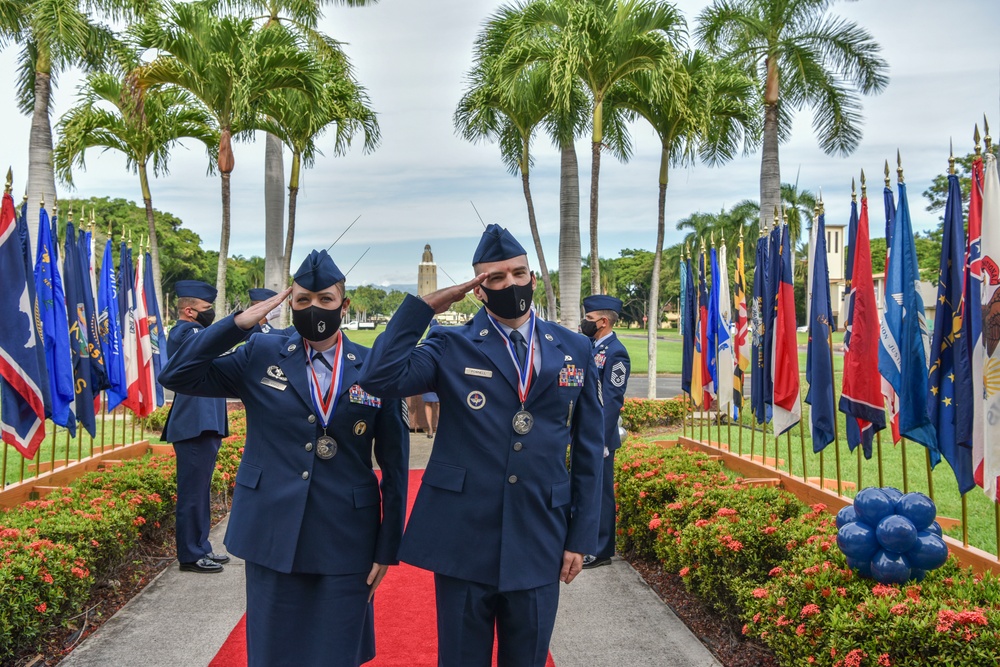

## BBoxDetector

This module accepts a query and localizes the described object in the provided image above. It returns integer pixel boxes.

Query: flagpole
[901,439,909,493]
[961,493,968,547]
[749,414,756,462]
[50,424,57,471]
[798,417,807,482]
[876,430,884,488]
[100,395,107,453]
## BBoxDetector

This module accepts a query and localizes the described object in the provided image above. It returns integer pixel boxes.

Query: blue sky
[1,0,998,289]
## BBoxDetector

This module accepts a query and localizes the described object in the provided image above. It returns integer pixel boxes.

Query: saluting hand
[421,273,487,315]
[234,288,292,330]
[560,551,583,584]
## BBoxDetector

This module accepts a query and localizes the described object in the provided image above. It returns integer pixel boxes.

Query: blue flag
[118,240,134,332]
[879,182,938,462]
[143,251,167,406]
[928,173,974,492]
[78,228,109,397]
[34,205,76,434]
[15,195,51,417]
[806,211,836,452]
[751,234,768,424]
[99,240,128,410]
[762,226,780,414]
[0,191,48,457]
[681,257,694,396]
[708,246,720,393]
[63,223,97,437]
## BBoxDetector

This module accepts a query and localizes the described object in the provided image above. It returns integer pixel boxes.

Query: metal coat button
[302,471,310,480]
[513,442,523,452]
[307,415,316,424]
[305,443,313,452]
[508,475,518,484]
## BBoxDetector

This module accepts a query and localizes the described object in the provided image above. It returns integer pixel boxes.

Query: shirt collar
[593,331,614,348]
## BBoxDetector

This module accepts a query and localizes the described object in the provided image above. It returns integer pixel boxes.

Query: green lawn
[685,375,999,557]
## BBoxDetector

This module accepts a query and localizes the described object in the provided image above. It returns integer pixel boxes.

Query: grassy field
[684,377,999,558]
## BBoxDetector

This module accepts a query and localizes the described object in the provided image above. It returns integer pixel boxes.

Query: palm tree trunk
[521,169,557,319]
[558,141,581,329]
[138,163,164,311]
[760,60,781,234]
[216,171,232,313]
[589,137,602,295]
[264,133,286,293]
[27,69,58,257]
[648,155,668,399]
[281,153,302,328]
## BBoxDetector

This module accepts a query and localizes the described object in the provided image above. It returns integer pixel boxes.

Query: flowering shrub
[0,454,177,662]
[619,398,687,431]
[216,411,248,492]
[615,438,1000,666]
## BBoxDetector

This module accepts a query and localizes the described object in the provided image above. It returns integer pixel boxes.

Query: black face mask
[195,308,216,328]
[580,318,598,338]
[480,278,533,320]
[292,305,343,342]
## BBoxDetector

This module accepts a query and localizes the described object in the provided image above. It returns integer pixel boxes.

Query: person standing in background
[248,288,285,335]
[580,295,630,569]
[163,280,230,574]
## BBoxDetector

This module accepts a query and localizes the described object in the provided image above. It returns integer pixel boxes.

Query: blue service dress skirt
[244,561,376,667]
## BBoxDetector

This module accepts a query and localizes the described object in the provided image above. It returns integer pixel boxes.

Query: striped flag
[806,208,836,452]
[0,189,48,457]
[880,183,901,443]
[692,247,712,407]
[968,154,987,492]
[118,241,141,415]
[771,224,801,436]
[134,252,156,417]
[717,241,735,417]
[839,193,886,458]
[980,153,1000,500]
[734,236,750,417]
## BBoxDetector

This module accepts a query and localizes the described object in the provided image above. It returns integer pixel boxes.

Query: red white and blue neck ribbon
[487,311,536,404]
[304,336,344,429]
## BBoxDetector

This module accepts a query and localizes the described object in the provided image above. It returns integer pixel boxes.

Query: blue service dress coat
[157,315,409,575]
[162,321,229,442]
[594,332,630,452]
[359,295,604,592]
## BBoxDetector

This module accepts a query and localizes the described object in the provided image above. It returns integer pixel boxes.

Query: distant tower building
[418,244,438,297]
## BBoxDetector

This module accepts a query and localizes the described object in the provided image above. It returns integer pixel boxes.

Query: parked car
[345,320,376,330]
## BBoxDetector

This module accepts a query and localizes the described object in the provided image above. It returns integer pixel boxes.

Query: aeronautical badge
[467,390,486,410]
[558,365,584,387]
[267,365,287,382]
[594,351,606,369]
[349,384,382,408]
[353,420,367,436]
[611,361,628,387]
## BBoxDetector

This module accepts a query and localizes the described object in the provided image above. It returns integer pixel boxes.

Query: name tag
[260,378,287,391]
[465,368,493,378]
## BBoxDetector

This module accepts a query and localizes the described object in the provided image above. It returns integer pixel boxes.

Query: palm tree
[137,2,323,312]
[696,0,889,232]
[456,4,560,317]
[508,0,686,295]
[53,69,218,309]
[215,0,381,293]
[607,50,755,397]
[0,0,140,249]
[259,53,379,302]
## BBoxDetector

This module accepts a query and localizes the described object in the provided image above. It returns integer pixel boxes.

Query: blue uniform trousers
[246,561,375,667]
[172,432,222,563]
[596,449,617,559]
[434,573,558,667]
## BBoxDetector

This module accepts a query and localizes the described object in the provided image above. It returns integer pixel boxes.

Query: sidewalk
[59,433,719,667]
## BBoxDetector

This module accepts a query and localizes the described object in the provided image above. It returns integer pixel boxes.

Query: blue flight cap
[249,288,277,302]
[472,224,527,265]
[175,280,217,303]
[293,249,345,291]
[583,295,623,314]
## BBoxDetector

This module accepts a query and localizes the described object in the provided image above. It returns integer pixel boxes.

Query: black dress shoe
[582,555,612,569]
[206,552,230,564]
[179,557,224,573]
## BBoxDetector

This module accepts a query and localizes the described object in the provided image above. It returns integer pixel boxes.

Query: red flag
[772,225,800,435]
[134,253,155,417]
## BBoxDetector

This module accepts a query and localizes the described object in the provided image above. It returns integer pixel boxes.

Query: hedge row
[0,454,178,662]
[616,438,1000,667]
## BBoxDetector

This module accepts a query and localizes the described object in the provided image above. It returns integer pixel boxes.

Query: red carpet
[209,469,555,666]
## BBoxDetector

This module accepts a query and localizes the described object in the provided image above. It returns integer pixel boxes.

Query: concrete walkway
[59,432,719,667]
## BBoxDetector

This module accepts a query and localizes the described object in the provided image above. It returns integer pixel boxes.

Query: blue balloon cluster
[835,487,949,584]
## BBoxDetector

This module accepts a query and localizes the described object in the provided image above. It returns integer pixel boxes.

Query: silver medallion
[316,435,337,460]
[512,410,534,435]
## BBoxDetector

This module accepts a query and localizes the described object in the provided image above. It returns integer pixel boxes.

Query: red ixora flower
[35,602,47,613]
[800,604,821,618]
[716,507,737,517]
[679,567,691,577]
[843,648,867,667]
[871,584,898,598]
[878,654,892,666]
[648,518,662,530]
[752,588,768,599]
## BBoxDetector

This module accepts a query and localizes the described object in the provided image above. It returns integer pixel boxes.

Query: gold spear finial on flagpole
[851,177,857,203]
[884,160,890,188]
[710,230,715,247]
[120,224,126,242]
[89,206,95,231]
[818,188,825,215]
[67,205,73,225]
[975,124,982,156]
[128,229,133,248]
[773,205,780,229]
[861,169,867,199]
[896,150,904,184]
[949,139,956,175]
[984,115,992,153]
[108,220,113,238]
[40,194,45,208]
[781,205,788,226]
[4,168,11,194]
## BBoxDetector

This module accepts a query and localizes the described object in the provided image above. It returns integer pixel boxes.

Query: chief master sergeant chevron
[359,223,604,667]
